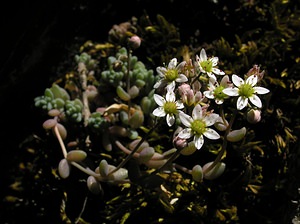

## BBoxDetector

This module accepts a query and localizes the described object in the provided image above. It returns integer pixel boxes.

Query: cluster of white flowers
[152,48,270,151]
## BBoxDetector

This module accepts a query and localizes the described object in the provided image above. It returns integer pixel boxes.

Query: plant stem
[108,120,160,175]
[203,109,237,174]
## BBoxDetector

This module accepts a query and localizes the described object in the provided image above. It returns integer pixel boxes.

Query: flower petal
[166,90,176,102]
[166,114,175,127]
[254,86,270,95]
[200,49,207,61]
[166,82,175,92]
[153,107,166,117]
[223,87,239,96]
[154,94,166,106]
[194,135,204,150]
[220,75,230,87]
[210,57,218,66]
[178,128,192,139]
[203,113,219,126]
[176,74,188,83]
[232,74,244,87]
[179,111,193,127]
[176,101,184,109]
[203,128,220,140]
[168,58,177,69]
[215,99,224,104]
[246,75,257,86]
[237,96,248,110]
[204,90,214,99]
[156,67,167,78]
[212,68,225,76]
[249,95,262,108]
[192,104,203,120]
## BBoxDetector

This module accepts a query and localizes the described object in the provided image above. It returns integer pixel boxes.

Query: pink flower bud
[128,35,141,49]
[247,109,261,124]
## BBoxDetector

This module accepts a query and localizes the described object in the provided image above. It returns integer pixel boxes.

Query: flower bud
[128,35,141,49]
[247,109,261,124]
[178,83,191,96]
[226,127,246,142]
[173,136,188,151]
[186,89,195,106]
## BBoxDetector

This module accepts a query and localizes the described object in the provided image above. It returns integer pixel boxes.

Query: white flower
[203,75,231,104]
[178,104,220,150]
[222,74,270,110]
[196,48,225,79]
[154,58,188,89]
[152,84,184,126]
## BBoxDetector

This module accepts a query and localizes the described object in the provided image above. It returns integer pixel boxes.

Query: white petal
[154,94,166,106]
[223,87,239,96]
[178,128,192,139]
[176,74,188,83]
[204,90,214,99]
[168,58,177,69]
[207,72,216,80]
[210,57,218,66]
[166,82,175,92]
[176,61,187,70]
[254,86,270,95]
[212,68,225,76]
[237,96,248,110]
[176,101,184,109]
[200,49,207,61]
[156,67,167,78]
[192,104,203,120]
[215,99,224,104]
[246,75,257,86]
[203,113,219,126]
[153,107,166,117]
[249,95,262,108]
[153,79,164,89]
[220,75,230,87]
[166,114,175,126]
[194,135,204,150]
[166,90,175,102]
[203,128,220,140]
[232,74,244,87]
[179,111,192,127]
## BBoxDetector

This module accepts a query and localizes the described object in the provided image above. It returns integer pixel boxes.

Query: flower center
[200,60,213,72]
[190,119,206,136]
[165,69,178,82]
[213,86,227,100]
[238,83,255,98]
[163,102,178,114]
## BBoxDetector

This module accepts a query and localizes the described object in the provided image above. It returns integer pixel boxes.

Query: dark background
[0,0,222,223]
[2,1,298,223]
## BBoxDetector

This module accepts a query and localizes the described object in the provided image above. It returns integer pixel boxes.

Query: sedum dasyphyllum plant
[34,27,271,222]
